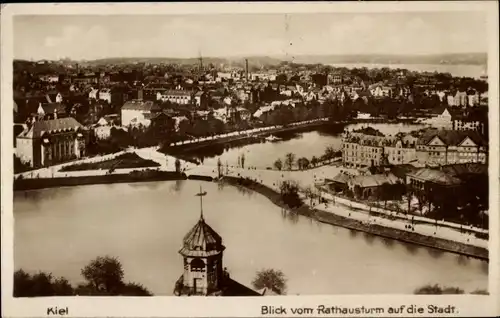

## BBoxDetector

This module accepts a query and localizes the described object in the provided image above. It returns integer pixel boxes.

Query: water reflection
[427,248,444,259]
[457,255,471,267]
[363,232,376,245]
[14,180,487,295]
[404,243,420,255]
[381,237,395,249]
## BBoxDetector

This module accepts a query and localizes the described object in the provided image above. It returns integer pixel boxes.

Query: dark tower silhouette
[245,59,249,81]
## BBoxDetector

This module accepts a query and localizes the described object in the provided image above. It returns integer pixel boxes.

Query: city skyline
[14,12,488,61]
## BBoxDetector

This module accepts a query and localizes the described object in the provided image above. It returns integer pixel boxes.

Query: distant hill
[15,52,487,69]
[280,53,487,66]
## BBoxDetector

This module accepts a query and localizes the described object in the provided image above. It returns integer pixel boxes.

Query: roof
[440,163,488,177]
[121,100,159,111]
[179,216,225,258]
[39,102,66,114]
[328,172,352,184]
[350,173,399,188]
[407,168,462,186]
[417,129,486,147]
[18,117,83,139]
[164,90,192,96]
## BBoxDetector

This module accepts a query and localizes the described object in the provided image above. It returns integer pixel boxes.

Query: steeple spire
[195,185,207,220]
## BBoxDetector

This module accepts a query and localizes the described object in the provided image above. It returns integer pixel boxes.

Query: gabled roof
[350,173,399,188]
[18,117,83,139]
[39,102,66,114]
[417,129,486,147]
[407,168,462,186]
[121,100,159,111]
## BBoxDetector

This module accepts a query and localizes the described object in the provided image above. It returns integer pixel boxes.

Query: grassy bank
[14,170,187,191]
[60,153,160,172]
[221,176,488,261]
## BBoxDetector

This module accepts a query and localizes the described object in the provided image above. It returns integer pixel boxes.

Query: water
[329,63,487,79]
[200,123,425,169]
[14,180,487,295]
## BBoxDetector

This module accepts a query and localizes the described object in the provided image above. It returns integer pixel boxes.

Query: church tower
[174,187,226,296]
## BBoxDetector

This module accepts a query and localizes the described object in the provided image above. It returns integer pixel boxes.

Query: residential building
[16,117,86,168]
[194,91,208,108]
[98,88,112,104]
[421,107,454,129]
[342,132,385,168]
[37,102,67,120]
[93,114,120,140]
[157,90,193,105]
[415,129,488,166]
[347,173,399,200]
[89,88,99,100]
[121,99,161,127]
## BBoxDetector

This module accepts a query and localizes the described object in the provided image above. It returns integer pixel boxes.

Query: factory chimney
[245,59,249,81]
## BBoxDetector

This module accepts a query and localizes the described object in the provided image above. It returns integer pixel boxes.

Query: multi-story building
[342,130,418,168]
[157,90,193,105]
[415,129,488,166]
[16,117,86,168]
[98,88,112,104]
[121,99,161,127]
[342,133,385,168]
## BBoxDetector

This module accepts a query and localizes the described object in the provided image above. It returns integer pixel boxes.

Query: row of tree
[273,147,341,171]
[14,256,152,297]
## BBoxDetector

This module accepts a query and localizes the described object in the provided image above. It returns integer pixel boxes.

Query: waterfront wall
[221,176,488,261]
[13,171,187,191]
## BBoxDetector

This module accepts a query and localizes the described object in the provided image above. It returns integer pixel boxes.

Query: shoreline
[220,176,489,261]
[13,172,488,261]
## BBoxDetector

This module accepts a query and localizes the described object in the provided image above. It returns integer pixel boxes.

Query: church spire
[195,185,207,220]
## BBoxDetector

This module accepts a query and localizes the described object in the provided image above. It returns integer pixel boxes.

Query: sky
[14,12,488,61]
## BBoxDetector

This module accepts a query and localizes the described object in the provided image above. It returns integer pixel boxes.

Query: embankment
[221,176,489,261]
[14,171,187,191]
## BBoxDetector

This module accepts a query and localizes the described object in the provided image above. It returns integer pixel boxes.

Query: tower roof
[179,217,225,257]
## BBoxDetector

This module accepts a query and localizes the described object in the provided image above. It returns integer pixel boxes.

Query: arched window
[190,258,205,272]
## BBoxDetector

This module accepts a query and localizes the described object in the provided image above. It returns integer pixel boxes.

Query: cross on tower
[195,185,207,220]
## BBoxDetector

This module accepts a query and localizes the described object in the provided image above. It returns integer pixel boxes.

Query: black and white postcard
[1,2,499,317]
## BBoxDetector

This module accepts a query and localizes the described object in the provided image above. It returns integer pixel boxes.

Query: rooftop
[407,168,462,186]
[179,216,225,258]
[18,117,83,139]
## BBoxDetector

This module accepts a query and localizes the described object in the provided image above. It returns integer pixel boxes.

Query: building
[121,99,161,127]
[173,189,261,296]
[194,91,208,108]
[451,108,488,135]
[37,102,67,120]
[415,129,488,166]
[98,88,112,104]
[347,173,400,200]
[16,117,86,168]
[342,131,385,168]
[93,114,120,140]
[157,90,193,105]
[421,107,454,129]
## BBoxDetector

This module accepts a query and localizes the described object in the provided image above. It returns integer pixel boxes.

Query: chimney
[245,59,249,81]
[54,110,58,119]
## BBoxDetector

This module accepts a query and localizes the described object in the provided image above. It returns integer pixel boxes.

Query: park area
[60,152,160,172]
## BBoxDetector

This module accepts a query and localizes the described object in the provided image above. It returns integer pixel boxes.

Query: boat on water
[264,135,282,142]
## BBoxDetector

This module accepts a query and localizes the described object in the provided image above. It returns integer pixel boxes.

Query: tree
[14,269,74,297]
[311,156,318,167]
[297,157,310,170]
[252,269,287,295]
[241,153,245,169]
[217,158,223,178]
[324,146,336,163]
[175,158,181,173]
[80,256,124,295]
[414,284,464,295]
[274,158,283,171]
[285,153,296,171]
[304,187,315,206]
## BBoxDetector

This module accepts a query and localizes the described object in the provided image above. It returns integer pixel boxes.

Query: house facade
[416,130,488,166]
[121,99,161,127]
[16,117,86,168]
[157,90,193,105]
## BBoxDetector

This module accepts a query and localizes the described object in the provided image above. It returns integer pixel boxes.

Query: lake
[199,122,425,169]
[14,180,488,295]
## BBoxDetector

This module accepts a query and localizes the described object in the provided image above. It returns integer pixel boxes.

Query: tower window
[190,258,206,272]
